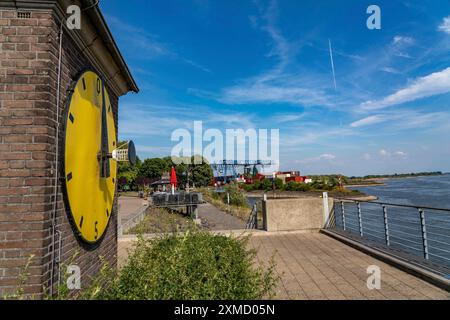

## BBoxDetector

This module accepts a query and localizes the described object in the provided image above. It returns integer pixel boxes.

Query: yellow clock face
[63,70,117,244]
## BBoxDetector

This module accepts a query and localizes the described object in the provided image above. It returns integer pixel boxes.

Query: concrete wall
[262,197,333,232]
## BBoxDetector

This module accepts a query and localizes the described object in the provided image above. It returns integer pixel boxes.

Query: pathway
[250,232,450,300]
[118,196,148,226]
[197,202,246,231]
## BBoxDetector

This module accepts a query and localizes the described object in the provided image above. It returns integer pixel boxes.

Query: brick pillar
[0,8,118,298]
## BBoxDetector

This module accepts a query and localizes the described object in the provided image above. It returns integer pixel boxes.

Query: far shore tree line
[117,145,443,194]
[118,154,214,192]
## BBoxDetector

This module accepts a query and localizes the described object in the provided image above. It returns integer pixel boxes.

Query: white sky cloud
[379,149,407,158]
[438,16,450,34]
[360,67,450,110]
[350,115,386,127]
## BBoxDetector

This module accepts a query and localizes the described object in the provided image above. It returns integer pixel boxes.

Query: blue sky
[100,0,450,176]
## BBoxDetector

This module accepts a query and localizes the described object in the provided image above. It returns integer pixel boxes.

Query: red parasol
[170,166,177,188]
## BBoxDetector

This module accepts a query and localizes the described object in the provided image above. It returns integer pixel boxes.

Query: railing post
[383,205,390,246]
[341,201,346,231]
[419,209,429,260]
[253,203,257,229]
[357,201,363,237]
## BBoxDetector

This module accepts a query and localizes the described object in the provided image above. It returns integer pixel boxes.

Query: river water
[341,175,450,272]
[348,174,450,209]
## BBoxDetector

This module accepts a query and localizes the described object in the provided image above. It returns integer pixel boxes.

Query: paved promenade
[118,196,148,226]
[197,203,246,230]
[251,232,450,300]
[118,231,450,299]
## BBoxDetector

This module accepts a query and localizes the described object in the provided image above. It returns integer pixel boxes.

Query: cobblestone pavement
[118,230,450,299]
[250,232,450,300]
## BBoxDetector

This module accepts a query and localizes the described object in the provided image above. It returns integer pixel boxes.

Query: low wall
[262,197,333,232]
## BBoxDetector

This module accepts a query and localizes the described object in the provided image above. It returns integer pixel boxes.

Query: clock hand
[100,80,110,178]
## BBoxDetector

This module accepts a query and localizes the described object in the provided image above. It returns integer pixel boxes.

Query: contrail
[328,39,337,91]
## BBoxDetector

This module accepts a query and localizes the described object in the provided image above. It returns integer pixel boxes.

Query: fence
[330,199,450,268]
[118,204,149,236]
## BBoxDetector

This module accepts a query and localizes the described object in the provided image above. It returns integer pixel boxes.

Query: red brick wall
[0,8,119,298]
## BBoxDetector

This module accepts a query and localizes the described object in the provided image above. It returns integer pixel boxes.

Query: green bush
[223,183,249,207]
[284,181,297,191]
[261,179,273,191]
[103,230,278,300]
[296,183,312,192]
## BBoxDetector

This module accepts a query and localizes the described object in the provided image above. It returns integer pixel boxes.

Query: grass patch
[104,230,278,300]
[126,207,196,234]
[198,187,252,221]
[11,229,278,300]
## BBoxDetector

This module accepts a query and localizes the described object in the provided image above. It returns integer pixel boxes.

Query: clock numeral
[106,209,109,218]
[96,78,101,95]
[69,113,75,124]
[82,78,86,90]
[66,172,73,181]
[112,178,115,184]
[94,221,99,240]
[108,105,111,113]
[79,216,84,228]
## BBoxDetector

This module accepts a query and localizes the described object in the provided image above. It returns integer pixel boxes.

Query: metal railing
[118,204,149,236]
[330,199,450,267]
[246,203,258,229]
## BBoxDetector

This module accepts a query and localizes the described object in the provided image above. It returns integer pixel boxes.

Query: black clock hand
[100,80,110,178]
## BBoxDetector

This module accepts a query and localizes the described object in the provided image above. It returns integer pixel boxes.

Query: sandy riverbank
[244,190,378,201]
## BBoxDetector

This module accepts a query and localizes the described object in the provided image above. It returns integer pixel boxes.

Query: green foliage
[274,178,283,190]
[282,181,312,192]
[138,158,169,180]
[261,179,273,191]
[2,254,35,300]
[102,230,278,300]
[223,183,249,207]
[190,156,213,187]
[354,171,442,179]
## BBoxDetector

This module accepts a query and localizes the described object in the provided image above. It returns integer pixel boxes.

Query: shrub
[223,183,248,207]
[261,179,273,191]
[274,178,283,190]
[284,181,297,191]
[296,183,312,192]
[102,230,278,300]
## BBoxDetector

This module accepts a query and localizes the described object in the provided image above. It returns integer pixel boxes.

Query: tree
[117,155,141,190]
[274,178,283,190]
[138,158,169,179]
[190,155,213,187]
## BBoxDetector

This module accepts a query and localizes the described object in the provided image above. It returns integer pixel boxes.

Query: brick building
[0,0,138,297]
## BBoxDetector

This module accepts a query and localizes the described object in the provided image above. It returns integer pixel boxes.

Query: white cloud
[360,67,450,110]
[381,67,400,74]
[379,149,407,158]
[394,151,407,158]
[350,115,386,127]
[350,110,450,132]
[106,15,211,73]
[363,153,371,161]
[296,153,336,164]
[272,114,304,123]
[319,154,336,160]
[438,16,450,35]
[392,36,414,45]
[210,0,335,108]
